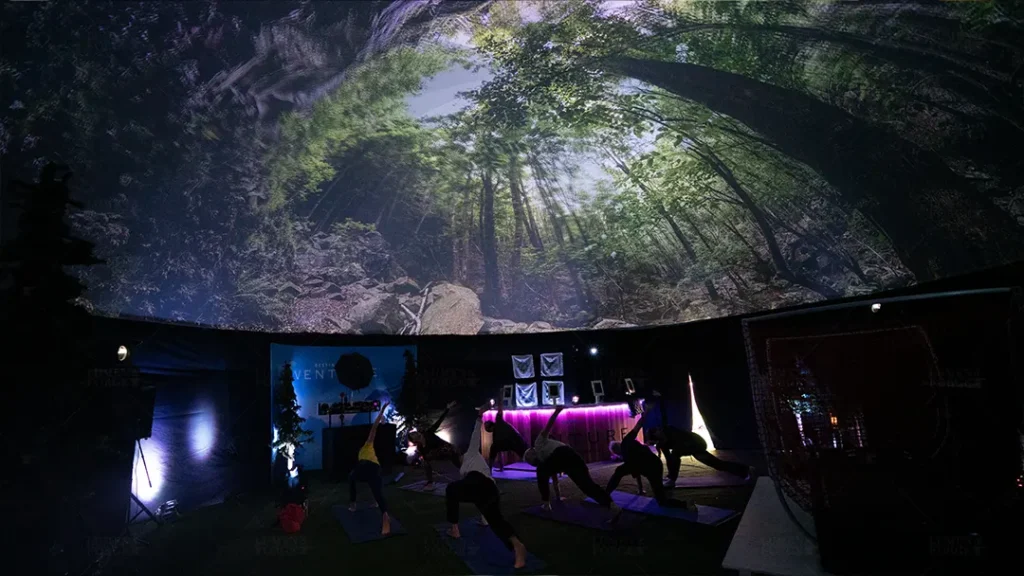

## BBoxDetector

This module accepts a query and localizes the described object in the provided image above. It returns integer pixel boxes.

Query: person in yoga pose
[484,399,527,471]
[445,403,529,569]
[607,405,697,511]
[646,391,754,488]
[348,402,392,535]
[523,405,623,522]
[408,401,462,490]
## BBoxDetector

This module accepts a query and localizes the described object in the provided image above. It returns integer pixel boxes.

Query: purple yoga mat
[522,501,639,531]
[434,522,546,575]
[331,506,406,544]
[585,491,738,526]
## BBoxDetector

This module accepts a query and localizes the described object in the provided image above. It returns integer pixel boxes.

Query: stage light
[490,398,495,406]
[589,347,598,356]
[871,303,881,313]
[830,415,838,426]
[572,395,579,404]
[435,429,452,444]
[117,345,129,362]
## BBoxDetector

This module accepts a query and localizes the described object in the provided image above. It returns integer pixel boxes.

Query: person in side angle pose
[445,403,529,569]
[646,391,754,488]
[408,401,462,490]
[523,405,623,523]
[484,399,527,471]
[607,405,698,512]
[348,402,392,535]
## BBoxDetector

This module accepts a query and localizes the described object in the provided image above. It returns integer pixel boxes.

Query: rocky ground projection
[3,1,1023,334]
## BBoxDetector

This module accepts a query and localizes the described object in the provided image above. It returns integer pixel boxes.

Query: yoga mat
[433,522,545,575]
[669,473,750,488]
[491,469,536,482]
[585,491,738,526]
[522,501,639,531]
[331,506,406,544]
[503,461,615,473]
[391,472,405,484]
[399,480,449,497]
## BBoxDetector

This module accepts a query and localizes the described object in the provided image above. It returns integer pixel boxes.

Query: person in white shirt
[523,406,622,522]
[444,403,528,569]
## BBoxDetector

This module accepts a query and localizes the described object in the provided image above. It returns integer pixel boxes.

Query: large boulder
[420,283,484,335]
[591,318,637,331]
[480,318,530,334]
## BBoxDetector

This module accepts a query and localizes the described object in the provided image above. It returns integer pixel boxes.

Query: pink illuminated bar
[481,403,643,465]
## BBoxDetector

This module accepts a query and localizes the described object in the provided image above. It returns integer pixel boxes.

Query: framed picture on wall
[502,385,514,409]
[591,380,604,404]
[542,381,564,406]
[624,378,635,395]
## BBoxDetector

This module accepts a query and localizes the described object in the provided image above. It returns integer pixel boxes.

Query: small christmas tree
[394,350,424,450]
[273,363,313,473]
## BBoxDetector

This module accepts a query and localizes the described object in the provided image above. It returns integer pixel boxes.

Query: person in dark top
[408,401,462,489]
[484,400,527,471]
[523,406,623,523]
[647,391,754,488]
[607,405,697,511]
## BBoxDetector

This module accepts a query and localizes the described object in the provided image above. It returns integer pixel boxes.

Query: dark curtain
[687,319,761,450]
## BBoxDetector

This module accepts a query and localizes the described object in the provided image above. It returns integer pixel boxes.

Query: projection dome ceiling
[3,1,1023,335]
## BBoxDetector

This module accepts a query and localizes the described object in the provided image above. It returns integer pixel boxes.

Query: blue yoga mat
[491,469,535,482]
[434,522,545,575]
[331,506,407,544]
[522,501,639,531]
[585,491,738,526]
[399,480,449,496]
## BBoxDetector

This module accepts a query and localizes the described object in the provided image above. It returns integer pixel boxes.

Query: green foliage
[273,364,313,453]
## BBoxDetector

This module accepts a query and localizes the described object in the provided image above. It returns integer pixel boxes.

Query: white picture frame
[502,385,514,409]
[542,381,565,406]
[591,380,604,404]
[624,378,635,395]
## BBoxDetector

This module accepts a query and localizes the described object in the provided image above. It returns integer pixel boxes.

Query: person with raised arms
[607,404,697,511]
[347,402,392,535]
[444,403,529,569]
[484,397,528,471]
[523,405,623,523]
[408,401,462,490]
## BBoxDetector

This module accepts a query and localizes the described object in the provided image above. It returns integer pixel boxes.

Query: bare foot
[512,539,527,569]
[447,524,461,539]
[382,513,391,536]
[372,501,379,508]
[348,503,357,512]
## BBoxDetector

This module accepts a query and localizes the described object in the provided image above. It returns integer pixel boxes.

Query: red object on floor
[278,503,306,533]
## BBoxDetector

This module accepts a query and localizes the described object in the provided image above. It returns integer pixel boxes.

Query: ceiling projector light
[117,345,129,362]
[871,303,881,313]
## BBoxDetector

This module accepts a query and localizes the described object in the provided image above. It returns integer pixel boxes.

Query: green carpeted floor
[99,460,755,576]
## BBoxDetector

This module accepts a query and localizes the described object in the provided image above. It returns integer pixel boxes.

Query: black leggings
[546,446,613,506]
[350,460,387,513]
[422,442,462,484]
[446,472,517,550]
[664,446,748,482]
[488,440,526,469]
[606,459,689,508]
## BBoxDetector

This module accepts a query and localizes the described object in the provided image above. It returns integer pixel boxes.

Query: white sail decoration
[689,375,715,451]
[516,382,538,408]
[512,355,535,379]
[539,353,563,377]
[541,381,564,405]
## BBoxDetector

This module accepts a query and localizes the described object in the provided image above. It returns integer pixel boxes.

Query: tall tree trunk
[611,157,720,301]
[480,170,503,314]
[602,56,1024,282]
[695,145,841,299]
[521,182,545,251]
[507,158,527,272]
[530,157,592,309]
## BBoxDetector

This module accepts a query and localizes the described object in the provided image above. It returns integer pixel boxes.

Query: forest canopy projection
[3,0,1023,335]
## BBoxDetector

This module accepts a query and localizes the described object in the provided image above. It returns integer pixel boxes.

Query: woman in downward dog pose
[607,405,697,512]
[647,391,754,488]
[523,405,623,522]
[445,403,529,569]
[348,402,392,535]
[408,401,462,490]
[484,398,528,471]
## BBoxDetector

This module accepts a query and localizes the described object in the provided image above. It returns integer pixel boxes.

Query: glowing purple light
[484,403,631,418]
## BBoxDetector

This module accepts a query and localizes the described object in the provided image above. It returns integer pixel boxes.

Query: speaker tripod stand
[125,438,161,533]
